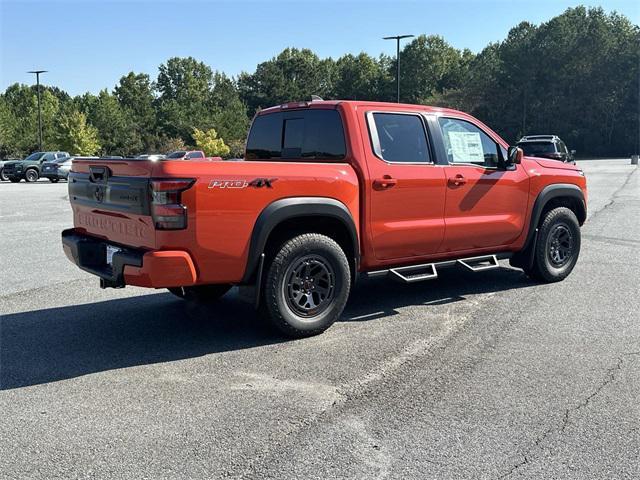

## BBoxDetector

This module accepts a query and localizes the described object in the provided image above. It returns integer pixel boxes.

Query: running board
[366,253,510,284]
[389,263,438,283]
[457,254,500,272]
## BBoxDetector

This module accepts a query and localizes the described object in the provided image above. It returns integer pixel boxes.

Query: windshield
[24,152,44,161]
[166,151,186,159]
[519,142,556,155]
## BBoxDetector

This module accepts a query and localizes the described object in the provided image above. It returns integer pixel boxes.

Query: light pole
[28,70,47,150]
[383,35,414,103]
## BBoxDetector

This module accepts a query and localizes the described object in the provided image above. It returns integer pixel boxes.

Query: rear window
[246,109,346,161]
[518,142,556,155]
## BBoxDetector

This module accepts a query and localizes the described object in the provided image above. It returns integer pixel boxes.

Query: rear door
[431,116,529,253]
[360,109,446,260]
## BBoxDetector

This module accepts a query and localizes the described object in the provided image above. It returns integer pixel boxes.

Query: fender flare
[241,197,359,284]
[512,183,586,268]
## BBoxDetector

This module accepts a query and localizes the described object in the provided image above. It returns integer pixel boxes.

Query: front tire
[524,207,581,282]
[168,284,232,302]
[49,177,60,183]
[261,233,351,338]
[9,177,21,183]
[24,169,39,183]
[0,168,7,181]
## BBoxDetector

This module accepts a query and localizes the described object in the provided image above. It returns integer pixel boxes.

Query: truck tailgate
[68,159,156,249]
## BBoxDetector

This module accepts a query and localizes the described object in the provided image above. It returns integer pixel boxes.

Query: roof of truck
[259,100,468,118]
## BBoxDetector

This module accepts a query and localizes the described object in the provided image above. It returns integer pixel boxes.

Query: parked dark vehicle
[4,151,70,182]
[41,156,73,182]
[1,158,20,181]
[516,135,575,162]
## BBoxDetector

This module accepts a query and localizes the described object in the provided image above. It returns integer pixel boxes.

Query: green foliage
[156,57,217,141]
[0,84,60,155]
[152,135,186,154]
[334,53,390,101]
[56,111,101,155]
[192,128,230,157]
[114,72,157,151]
[398,35,470,103]
[0,6,638,158]
[238,48,336,113]
[86,90,141,156]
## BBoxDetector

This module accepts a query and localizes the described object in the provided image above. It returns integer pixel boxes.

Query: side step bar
[366,253,510,284]
[457,254,500,272]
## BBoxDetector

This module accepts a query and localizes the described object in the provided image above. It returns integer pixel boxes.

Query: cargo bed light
[280,101,309,109]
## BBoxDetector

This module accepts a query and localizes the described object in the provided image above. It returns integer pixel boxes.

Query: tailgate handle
[89,166,109,183]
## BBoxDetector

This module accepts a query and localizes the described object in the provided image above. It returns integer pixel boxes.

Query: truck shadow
[1,267,535,390]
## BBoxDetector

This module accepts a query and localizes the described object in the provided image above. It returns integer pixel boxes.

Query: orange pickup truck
[62,100,587,337]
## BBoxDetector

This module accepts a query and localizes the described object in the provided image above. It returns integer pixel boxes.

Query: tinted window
[371,113,430,163]
[167,151,186,159]
[25,152,44,161]
[246,109,346,161]
[518,142,556,156]
[438,117,500,167]
[187,152,204,159]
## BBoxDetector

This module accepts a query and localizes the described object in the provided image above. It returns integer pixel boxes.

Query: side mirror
[507,146,523,165]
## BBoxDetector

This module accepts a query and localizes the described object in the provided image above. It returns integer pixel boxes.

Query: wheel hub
[284,255,335,318]
[547,224,573,267]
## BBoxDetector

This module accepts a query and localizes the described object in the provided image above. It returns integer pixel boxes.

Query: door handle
[373,176,397,189]
[448,174,467,186]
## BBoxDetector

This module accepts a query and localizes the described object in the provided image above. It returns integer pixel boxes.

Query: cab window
[438,117,502,168]
[246,109,346,161]
[369,113,431,163]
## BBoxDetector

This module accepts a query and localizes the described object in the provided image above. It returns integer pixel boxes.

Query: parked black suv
[3,151,70,182]
[516,135,575,163]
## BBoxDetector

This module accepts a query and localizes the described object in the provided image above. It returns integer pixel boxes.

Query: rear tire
[24,169,39,183]
[49,177,59,183]
[168,284,232,302]
[261,233,351,338]
[524,207,580,282]
[0,168,7,181]
[9,178,21,183]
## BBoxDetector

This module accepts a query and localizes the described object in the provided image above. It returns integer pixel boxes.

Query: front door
[360,110,446,260]
[435,116,529,253]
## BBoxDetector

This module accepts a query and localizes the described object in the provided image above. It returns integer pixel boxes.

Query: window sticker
[448,131,484,163]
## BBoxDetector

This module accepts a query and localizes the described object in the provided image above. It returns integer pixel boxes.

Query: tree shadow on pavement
[0,266,535,390]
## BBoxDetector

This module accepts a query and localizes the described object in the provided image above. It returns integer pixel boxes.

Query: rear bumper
[61,229,197,288]
[42,171,67,180]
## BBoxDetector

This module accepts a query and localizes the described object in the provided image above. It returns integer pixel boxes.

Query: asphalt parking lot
[1,159,638,479]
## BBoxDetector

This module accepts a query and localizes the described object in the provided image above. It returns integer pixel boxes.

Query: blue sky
[1,0,638,96]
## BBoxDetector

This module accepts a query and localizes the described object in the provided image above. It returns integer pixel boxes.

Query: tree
[152,135,186,154]
[114,72,157,150]
[334,53,388,100]
[210,72,250,143]
[192,128,230,157]
[0,83,61,156]
[396,35,470,104]
[238,48,336,112]
[156,57,217,141]
[56,111,100,155]
[86,90,141,155]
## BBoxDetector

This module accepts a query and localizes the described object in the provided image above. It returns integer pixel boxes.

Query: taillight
[149,178,194,230]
